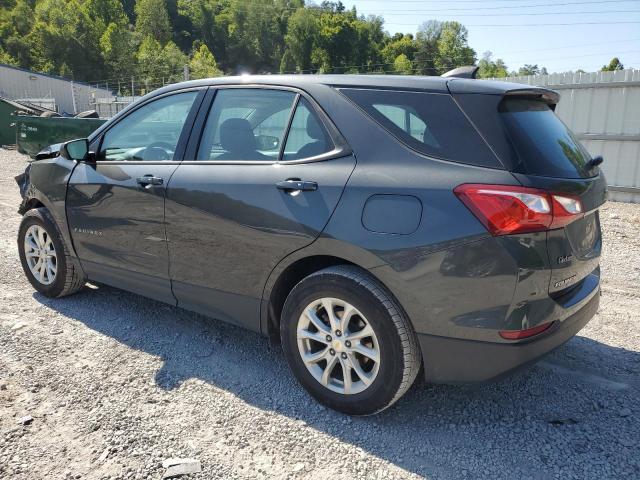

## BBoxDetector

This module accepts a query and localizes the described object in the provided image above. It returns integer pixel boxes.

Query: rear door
[66,89,204,303]
[165,87,355,331]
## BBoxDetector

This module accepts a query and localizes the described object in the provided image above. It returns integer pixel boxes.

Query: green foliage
[601,57,624,72]
[137,36,186,86]
[135,0,171,45]
[100,22,136,79]
[414,20,443,75]
[279,48,296,73]
[381,34,416,66]
[285,7,318,72]
[0,46,17,65]
[0,0,577,89]
[393,54,412,75]
[435,21,475,74]
[518,64,541,76]
[189,43,221,79]
[477,51,508,79]
[27,0,106,78]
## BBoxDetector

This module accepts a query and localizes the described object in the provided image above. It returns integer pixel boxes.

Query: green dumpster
[16,115,106,158]
[0,97,40,147]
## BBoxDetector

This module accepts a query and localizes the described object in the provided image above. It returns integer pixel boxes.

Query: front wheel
[18,208,85,298]
[281,265,421,415]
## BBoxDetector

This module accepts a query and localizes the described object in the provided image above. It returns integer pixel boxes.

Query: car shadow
[35,285,640,479]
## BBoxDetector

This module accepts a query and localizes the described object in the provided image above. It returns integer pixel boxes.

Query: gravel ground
[0,148,639,480]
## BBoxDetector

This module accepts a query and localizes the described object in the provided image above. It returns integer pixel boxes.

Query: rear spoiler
[503,88,560,106]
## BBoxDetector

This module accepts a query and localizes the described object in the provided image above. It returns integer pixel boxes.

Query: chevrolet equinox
[16,74,605,415]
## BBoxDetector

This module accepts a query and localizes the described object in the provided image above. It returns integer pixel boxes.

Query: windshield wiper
[585,155,603,170]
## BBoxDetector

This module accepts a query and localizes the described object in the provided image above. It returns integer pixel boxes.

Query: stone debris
[161,458,202,478]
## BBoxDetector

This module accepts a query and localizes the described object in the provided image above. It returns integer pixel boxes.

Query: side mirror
[61,138,89,161]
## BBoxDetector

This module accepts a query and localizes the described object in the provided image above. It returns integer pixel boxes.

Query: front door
[165,88,355,330]
[66,90,202,303]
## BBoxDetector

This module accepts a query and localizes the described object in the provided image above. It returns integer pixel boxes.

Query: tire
[281,265,421,415]
[18,208,86,298]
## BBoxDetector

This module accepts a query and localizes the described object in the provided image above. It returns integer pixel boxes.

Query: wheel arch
[20,197,46,213]
[262,250,408,345]
[264,255,356,341]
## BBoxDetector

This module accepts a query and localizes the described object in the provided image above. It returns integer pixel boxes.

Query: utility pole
[131,77,135,97]
[183,64,190,82]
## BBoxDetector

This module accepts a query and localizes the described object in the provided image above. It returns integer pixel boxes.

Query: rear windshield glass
[340,88,500,168]
[499,98,593,178]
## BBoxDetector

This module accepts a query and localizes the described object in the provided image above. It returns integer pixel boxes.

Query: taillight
[454,184,583,236]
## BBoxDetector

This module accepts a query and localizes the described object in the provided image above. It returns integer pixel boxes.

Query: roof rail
[441,66,479,79]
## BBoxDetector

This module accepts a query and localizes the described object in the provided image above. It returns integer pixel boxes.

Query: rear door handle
[276,179,318,192]
[137,175,164,187]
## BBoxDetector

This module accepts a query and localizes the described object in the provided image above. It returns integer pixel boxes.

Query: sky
[342,0,640,74]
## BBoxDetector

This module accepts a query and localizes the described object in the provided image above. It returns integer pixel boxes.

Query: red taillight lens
[499,322,553,340]
[454,184,583,236]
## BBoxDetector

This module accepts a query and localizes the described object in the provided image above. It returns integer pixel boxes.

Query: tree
[393,54,412,75]
[136,36,164,86]
[436,21,475,74]
[413,20,475,75]
[135,0,171,45]
[26,0,106,78]
[518,64,540,76]
[279,48,296,73]
[189,43,221,79]
[413,20,442,75]
[160,41,188,83]
[0,46,17,65]
[100,22,136,79]
[381,33,416,70]
[285,7,318,72]
[477,51,508,78]
[83,0,128,36]
[601,57,623,71]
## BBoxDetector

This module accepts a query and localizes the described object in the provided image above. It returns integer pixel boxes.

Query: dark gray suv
[16,75,606,415]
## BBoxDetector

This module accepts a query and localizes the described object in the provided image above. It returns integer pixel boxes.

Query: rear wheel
[18,208,86,298]
[281,265,421,415]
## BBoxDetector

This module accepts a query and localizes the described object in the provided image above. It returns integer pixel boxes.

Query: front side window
[98,91,198,161]
[340,88,496,165]
[197,89,296,161]
[283,98,333,160]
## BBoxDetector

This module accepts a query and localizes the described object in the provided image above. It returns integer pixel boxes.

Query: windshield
[500,98,594,179]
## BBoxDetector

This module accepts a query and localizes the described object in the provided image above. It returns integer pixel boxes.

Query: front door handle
[276,179,318,192]
[137,175,164,187]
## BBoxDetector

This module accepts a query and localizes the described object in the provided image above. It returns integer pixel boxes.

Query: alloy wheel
[297,297,380,395]
[24,225,57,285]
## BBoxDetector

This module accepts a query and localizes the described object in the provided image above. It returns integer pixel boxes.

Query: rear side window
[499,98,593,178]
[340,88,499,168]
[197,89,296,161]
[283,98,333,160]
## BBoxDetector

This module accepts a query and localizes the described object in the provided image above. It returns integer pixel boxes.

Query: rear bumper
[418,288,600,383]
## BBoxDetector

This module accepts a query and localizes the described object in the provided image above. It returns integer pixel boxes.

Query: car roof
[154,74,556,97]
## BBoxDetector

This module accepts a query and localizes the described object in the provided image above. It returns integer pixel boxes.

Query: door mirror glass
[62,138,89,161]
[254,134,280,151]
